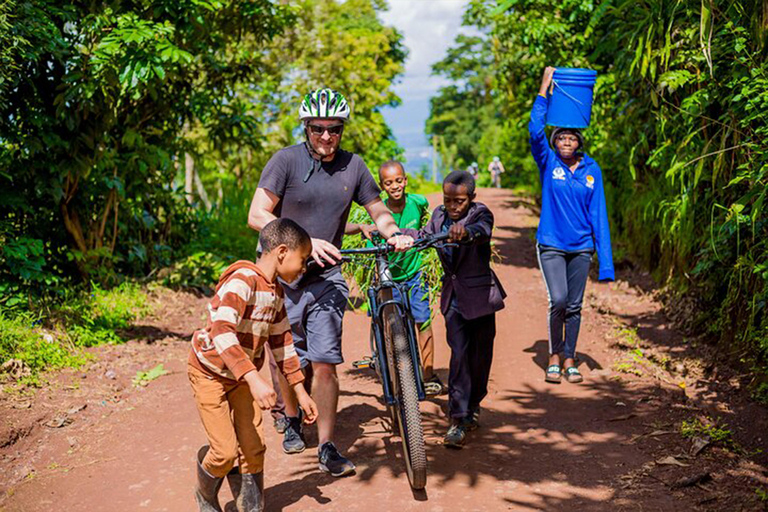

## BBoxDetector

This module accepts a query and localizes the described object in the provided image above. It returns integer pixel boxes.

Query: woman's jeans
[536,244,593,360]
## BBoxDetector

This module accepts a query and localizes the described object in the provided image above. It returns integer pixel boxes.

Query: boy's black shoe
[282,415,306,454]
[468,408,480,430]
[318,442,356,477]
[443,418,474,449]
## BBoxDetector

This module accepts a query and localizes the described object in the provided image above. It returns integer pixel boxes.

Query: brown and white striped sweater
[188,260,303,385]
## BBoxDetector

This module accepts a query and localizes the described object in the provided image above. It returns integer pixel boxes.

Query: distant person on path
[403,170,506,448]
[487,156,505,188]
[466,161,479,179]
[529,67,614,385]
[348,160,443,395]
[247,88,414,477]
[188,219,318,512]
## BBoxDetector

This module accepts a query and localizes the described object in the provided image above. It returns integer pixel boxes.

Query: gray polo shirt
[258,143,381,280]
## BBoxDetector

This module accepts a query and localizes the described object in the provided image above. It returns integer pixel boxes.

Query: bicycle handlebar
[304,232,453,271]
[339,232,451,256]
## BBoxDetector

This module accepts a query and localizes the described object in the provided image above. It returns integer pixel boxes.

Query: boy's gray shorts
[282,270,349,367]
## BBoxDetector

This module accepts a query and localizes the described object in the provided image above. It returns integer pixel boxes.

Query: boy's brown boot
[195,445,224,512]
[227,471,265,512]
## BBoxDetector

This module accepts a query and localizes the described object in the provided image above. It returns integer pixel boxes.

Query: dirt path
[2,188,767,511]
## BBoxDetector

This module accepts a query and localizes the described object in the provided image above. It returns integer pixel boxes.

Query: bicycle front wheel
[382,305,427,490]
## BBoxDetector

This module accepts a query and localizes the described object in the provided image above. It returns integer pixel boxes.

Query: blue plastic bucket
[546,68,597,128]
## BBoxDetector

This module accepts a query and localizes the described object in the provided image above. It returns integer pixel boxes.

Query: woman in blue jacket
[529,67,615,384]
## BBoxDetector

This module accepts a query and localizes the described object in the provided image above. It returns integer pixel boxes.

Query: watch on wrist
[393,231,404,237]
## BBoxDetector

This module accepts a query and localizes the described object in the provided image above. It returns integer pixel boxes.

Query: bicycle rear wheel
[382,305,427,490]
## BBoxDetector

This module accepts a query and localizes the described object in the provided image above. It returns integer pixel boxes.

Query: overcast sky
[379,0,473,171]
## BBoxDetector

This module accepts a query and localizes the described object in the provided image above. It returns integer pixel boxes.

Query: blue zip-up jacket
[529,95,615,281]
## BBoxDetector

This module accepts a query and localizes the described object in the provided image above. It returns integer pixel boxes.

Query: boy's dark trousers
[445,304,496,420]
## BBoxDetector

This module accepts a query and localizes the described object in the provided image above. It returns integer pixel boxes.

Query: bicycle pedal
[352,357,374,370]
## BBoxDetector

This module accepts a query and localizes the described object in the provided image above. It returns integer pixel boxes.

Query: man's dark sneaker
[282,416,306,454]
[443,420,469,449]
[318,442,356,477]
[273,414,290,435]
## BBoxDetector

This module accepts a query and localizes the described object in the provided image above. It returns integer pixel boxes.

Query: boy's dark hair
[260,218,311,253]
[443,170,476,195]
[378,160,405,179]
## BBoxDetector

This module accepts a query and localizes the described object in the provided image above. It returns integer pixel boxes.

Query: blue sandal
[564,366,583,383]
[545,364,562,384]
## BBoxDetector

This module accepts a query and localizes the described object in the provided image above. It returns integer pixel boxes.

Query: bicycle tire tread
[383,306,427,490]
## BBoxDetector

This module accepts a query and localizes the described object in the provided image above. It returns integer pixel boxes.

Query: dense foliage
[0,0,407,380]
[0,0,293,294]
[0,0,405,290]
[426,34,501,174]
[430,0,768,376]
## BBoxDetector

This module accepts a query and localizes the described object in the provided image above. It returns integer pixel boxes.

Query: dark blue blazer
[406,202,506,320]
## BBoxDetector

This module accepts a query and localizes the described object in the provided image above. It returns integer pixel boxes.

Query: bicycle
[340,231,451,490]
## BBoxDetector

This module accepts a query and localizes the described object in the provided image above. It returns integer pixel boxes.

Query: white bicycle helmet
[298,88,350,121]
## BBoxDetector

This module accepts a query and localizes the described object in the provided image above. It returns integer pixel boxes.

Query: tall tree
[426,34,498,169]
[466,0,768,366]
[185,0,408,199]
[266,0,407,167]
[0,0,292,283]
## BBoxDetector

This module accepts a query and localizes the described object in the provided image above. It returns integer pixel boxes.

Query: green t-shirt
[385,193,430,281]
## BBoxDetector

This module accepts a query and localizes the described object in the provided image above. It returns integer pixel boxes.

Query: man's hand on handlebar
[311,237,341,267]
[386,233,415,252]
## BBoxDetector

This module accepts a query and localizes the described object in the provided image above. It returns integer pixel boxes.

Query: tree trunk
[193,167,212,211]
[185,153,194,204]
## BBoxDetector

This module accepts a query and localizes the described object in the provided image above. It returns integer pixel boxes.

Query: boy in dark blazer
[405,170,506,448]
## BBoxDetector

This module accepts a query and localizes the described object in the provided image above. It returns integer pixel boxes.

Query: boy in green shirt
[348,161,443,395]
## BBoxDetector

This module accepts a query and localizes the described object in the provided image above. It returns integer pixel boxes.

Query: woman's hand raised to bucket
[539,66,556,97]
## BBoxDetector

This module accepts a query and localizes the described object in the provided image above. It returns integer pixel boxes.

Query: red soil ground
[1,188,767,511]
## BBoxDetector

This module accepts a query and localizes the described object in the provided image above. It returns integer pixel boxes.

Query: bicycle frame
[339,232,449,491]
[366,250,426,406]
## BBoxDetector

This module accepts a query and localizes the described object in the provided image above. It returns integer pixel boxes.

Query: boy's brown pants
[188,365,265,478]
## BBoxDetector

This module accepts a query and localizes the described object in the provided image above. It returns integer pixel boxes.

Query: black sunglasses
[307,123,344,136]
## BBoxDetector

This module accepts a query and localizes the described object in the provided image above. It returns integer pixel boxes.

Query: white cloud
[378,0,474,170]
[380,0,474,101]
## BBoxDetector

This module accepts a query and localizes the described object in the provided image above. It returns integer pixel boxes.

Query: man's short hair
[378,160,406,179]
[260,218,311,253]
[443,170,476,196]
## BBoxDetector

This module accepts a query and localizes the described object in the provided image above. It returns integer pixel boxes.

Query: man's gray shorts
[282,270,349,367]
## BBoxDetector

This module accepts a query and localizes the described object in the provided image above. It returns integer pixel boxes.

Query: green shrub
[752,380,768,405]
[405,175,442,196]
[67,323,122,348]
[187,184,259,262]
[0,281,153,383]
[680,417,738,451]
[163,252,229,290]
[0,312,86,379]
[90,282,151,330]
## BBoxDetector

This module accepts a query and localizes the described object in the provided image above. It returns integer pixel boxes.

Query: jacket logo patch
[585,175,595,189]
[552,167,566,181]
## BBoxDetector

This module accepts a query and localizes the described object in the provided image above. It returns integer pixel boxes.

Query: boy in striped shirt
[188,218,318,512]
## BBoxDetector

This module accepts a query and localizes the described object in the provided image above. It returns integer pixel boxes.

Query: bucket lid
[553,68,597,78]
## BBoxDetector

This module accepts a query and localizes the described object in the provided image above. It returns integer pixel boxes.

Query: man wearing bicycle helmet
[248,88,413,477]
